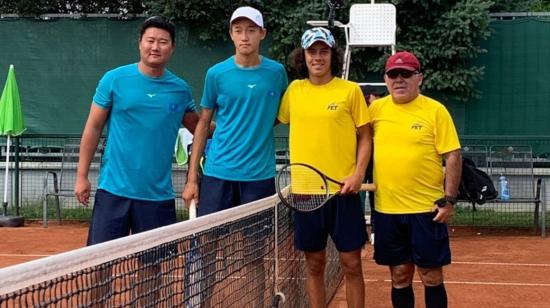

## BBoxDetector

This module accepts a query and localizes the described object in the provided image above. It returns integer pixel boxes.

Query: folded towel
[175,128,193,165]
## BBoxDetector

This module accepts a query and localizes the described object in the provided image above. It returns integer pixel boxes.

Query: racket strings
[287,192,327,212]
[278,164,331,212]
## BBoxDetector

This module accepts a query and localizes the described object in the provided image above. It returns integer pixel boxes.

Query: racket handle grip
[189,200,197,220]
[360,183,377,192]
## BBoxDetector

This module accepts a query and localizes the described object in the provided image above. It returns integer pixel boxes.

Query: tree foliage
[0,0,145,15]
[489,0,550,13]
[389,0,493,101]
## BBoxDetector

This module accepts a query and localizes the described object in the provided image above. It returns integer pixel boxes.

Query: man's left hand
[432,203,454,223]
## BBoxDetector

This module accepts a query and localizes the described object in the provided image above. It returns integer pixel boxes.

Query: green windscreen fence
[0,18,233,134]
[464,17,550,135]
[1,17,549,136]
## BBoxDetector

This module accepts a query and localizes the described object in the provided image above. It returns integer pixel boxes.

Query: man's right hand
[183,181,199,209]
[74,176,91,206]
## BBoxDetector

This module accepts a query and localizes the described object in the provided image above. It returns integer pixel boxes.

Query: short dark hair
[140,16,176,43]
[288,46,343,79]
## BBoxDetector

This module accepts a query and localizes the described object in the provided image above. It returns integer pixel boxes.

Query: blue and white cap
[301,27,335,49]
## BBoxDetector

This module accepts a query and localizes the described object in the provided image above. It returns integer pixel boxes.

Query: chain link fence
[1,134,548,235]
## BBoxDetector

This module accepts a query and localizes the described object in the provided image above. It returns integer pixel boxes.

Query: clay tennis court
[1,222,548,307]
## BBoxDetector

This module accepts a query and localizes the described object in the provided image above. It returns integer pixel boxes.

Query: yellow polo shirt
[369,94,460,213]
[277,78,370,193]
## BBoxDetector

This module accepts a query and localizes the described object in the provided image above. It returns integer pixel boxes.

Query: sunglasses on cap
[386,69,419,79]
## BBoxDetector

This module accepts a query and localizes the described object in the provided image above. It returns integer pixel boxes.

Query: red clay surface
[0,221,88,268]
[329,227,550,308]
[1,223,548,307]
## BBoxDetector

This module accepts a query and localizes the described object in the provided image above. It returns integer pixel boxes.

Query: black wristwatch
[435,196,458,208]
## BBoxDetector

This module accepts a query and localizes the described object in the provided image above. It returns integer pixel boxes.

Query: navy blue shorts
[373,211,451,268]
[198,175,275,216]
[294,194,367,253]
[87,189,177,246]
[198,175,275,245]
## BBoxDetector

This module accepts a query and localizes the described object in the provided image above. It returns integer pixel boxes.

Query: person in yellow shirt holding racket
[277,27,372,308]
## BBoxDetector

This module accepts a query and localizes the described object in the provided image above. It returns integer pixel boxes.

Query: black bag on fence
[458,157,498,205]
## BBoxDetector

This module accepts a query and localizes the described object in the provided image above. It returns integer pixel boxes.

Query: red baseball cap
[385,51,421,73]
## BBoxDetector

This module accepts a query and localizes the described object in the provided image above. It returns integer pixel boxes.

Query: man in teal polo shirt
[75,16,200,244]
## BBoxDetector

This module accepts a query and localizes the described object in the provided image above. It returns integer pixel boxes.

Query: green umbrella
[0,65,25,136]
[0,64,26,220]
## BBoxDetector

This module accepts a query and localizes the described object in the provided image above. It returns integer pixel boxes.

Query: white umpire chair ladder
[307,1,397,85]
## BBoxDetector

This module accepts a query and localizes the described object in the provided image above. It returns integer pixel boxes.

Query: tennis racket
[184,200,202,308]
[276,163,376,212]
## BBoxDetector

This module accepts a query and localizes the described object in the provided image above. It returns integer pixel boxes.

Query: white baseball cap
[230,6,264,28]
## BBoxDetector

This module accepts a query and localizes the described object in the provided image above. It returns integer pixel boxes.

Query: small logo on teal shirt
[169,103,183,112]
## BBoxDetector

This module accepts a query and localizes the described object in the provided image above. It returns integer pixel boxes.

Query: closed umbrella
[0,65,25,227]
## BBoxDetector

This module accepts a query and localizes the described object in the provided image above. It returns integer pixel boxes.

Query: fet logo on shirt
[327,102,338,111]
[411,122,423,130]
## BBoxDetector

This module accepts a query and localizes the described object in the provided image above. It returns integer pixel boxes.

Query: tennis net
[0,193,343,307]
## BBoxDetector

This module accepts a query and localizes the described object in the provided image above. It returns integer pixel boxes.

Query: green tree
[529,0,550,11]
[391,0,493,102]
[489,0,550,12]
[1,0,145,15]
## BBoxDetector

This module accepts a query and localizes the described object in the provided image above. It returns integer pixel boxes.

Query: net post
[273,200,280,299]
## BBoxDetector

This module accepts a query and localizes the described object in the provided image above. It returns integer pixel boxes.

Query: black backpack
[458,157,498,205]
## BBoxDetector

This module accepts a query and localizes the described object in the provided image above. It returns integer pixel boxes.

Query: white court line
[365,279,550,287]
[365,259,550,267]
[452,261,550,267]
[0,254,51,257]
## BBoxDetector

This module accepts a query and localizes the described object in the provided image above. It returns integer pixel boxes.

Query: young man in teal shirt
[183,6,287,213]
[182,7,287,306]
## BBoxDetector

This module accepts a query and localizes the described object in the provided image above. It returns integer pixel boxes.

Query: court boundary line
[452,261,550,267]
[0,254,52,257]
[365,279,550,287]
[364,259,550,267]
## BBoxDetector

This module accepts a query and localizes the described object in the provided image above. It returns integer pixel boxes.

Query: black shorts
[294,194,367,252]
[373,211,451,268]
[198,175,275,240]
[198,175,275,215]
[87,189,177,246]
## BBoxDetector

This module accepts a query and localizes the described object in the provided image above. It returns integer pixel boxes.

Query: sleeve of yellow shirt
[350,83,370,128]
[434,104,461,154]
